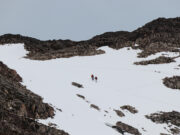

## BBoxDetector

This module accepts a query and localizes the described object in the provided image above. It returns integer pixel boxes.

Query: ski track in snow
[0,44,180,135]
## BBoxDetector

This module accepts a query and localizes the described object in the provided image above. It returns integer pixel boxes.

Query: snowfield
[0,44,180,135]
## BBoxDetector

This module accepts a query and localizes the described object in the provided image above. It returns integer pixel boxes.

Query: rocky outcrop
[133,18,180,57]
[146,111,180,127]
[170,127,180,135]
[114,109,125,117]
[76,94,85,100]
[110,121,141,135]
[163,76,180,90]
[25,45,105,60]
[0,34,105,60]
[1,17,180,60]
[0,61,68,135]
[0,61,22,82]
[120,105,138,114]
[0,109,68,135]
[0,73,54,119]
[146,111,180,134]
[90,104,100,111]
[134,56,176,65]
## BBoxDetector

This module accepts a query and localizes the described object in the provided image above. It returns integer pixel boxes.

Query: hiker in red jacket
[91,74,94,80]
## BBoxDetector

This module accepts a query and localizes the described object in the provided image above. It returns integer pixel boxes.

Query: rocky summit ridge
[0,17,180,60]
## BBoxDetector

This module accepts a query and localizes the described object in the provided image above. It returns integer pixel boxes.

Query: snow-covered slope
[0,44,180,135]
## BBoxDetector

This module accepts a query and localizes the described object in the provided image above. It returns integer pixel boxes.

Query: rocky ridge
[0,17,180,60]
[0,61,68,135]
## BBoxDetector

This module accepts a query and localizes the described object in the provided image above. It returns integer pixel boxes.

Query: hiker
[91,74,94,80]
[95,76,98,82]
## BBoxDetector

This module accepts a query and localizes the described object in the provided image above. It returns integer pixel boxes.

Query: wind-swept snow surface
[0,44,180,135]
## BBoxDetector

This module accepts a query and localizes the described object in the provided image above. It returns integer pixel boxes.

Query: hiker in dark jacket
[95,76,98,82]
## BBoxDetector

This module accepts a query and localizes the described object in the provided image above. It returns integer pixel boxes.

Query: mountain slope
[0,17,180,135]
[0,44,180,135]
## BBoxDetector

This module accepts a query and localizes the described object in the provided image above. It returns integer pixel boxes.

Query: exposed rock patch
[146,111,180,127]
[163,76,180,90]
[134,56,176,65]
[0,34,105,60]
[114,109,125,117]
[0,109,68,135]
[109,121,141,135]
[72,82,84,88]
[0,61,22,82]
[120,105,138,114]
[170,127,180,135]
[48,122,58,128]
[146,111,180,134]
[104,110,109,113]
[133,18,180,58]
[90,104,100,111]
[76,94,85,100]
